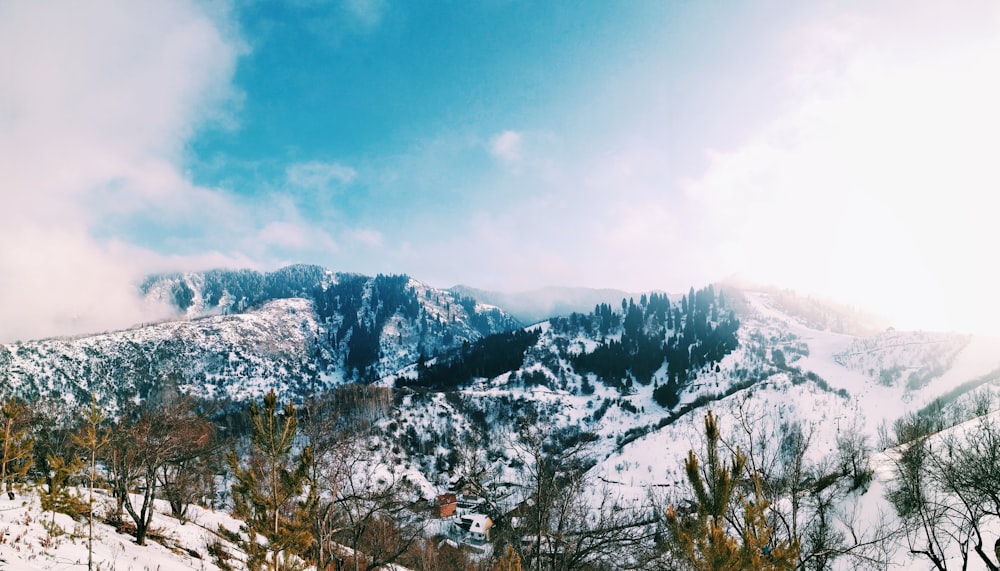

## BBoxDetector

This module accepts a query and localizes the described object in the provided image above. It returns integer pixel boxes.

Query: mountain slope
[6,272,1000,568]
[0,267,521,407]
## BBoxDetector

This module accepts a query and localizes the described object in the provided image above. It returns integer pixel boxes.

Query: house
[448,476,482,498]
[455,493,485,515]
[434,493,458,518]
[457,513,493,543]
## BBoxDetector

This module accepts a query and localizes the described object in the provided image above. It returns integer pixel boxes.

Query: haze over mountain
[4,1,1000,343]
[448,285,645,327]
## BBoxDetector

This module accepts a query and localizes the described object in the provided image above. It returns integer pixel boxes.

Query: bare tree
[510,416,595,571]
[334,450,426,571]
[928,417,1000,570]
[106,400,213,545]
[453,430,515,516]
[506,414,657,571]
[887,431,955,569]
[881,406,1000,570]
[836,422,873,493]
[297,385,428,571]
[301,392,357,570]
[544,478,659,570]
[155,400,217,521]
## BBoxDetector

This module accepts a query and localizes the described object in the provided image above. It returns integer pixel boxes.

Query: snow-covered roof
[463,513,492,533]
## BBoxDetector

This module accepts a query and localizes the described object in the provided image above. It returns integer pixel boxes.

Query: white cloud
[342,0,388,31]
[286,161,357,189]
[255,222,339,252]
[345,228,384,248]
[0,0,242,342]
[490,130,524,163]
[411,2,1000,333]
[679,2,1000,333]
[0,1,369,341]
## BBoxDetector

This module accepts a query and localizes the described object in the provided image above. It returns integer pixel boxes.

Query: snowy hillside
[0,490,245,571]
[1,298,323,410]
[370,286,1000,568]
[0,267,520,408]
[388,287,1000,499]
[6,270,1000,569]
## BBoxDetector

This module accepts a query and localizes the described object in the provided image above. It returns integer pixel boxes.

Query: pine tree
[0,396,33,500]
[228,390,314,571]
[738,479,798,571]
[72,397,109,571]
[492,545,522,571]
[665,411,798,570]
[39,454,86,531]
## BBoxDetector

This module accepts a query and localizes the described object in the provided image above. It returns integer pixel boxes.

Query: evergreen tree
[0,396,32,500]
[39,454,85,521]
[492,545,522,571]
[653,378,680,409]
[72,397,109,571]
[228,390,314,571]
[665,411,797,570]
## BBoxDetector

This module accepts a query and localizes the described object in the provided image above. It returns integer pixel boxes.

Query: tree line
[398,329,541,391]
[549,287,739,403]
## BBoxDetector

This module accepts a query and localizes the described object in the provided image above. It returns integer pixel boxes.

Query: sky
[2,0,1000,341]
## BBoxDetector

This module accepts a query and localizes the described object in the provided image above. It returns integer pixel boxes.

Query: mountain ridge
[448,284,649,326]
[5,266,1000,569]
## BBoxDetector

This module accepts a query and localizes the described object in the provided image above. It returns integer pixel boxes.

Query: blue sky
[2,0,1000,340]
[177,0,804,283]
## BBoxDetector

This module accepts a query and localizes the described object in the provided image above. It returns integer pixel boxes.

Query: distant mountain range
[449,284,644,325]
[0,264,984,413]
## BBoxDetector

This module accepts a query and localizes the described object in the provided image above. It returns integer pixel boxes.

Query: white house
[459,513,493,543]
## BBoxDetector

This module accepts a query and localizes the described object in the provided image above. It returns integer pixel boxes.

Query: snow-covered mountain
[4,265,998,448]
[5,266,1000,569]
[378,285,1000,491]
[0,265,520,409]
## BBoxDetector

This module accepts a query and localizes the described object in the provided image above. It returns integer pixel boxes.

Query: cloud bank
[680,2,1000,332]
[0,0,244,341]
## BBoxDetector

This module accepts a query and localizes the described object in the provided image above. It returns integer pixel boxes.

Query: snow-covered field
[0,490,242,571]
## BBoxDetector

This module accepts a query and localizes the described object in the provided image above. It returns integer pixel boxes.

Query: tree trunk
[123,474,157,546]
[2,421,9,499]
[974,542,1000,571]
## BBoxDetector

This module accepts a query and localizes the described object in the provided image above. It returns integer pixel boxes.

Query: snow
[8,283,1000,569]
[0,489,425,571]
[0,490,243,571]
